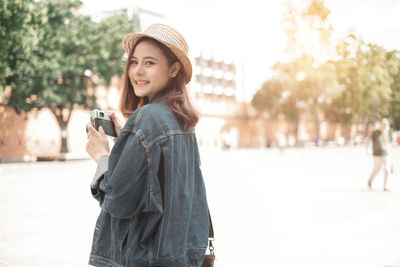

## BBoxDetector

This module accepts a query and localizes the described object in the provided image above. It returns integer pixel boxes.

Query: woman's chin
[134,90,148,98]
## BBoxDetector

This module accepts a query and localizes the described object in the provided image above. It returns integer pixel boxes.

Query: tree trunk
[341,124,351,144]
[294,121,300,146]
[363,116,370,140]
[50,106,72,161]
[60,127,68,153]
[315,115,321,145]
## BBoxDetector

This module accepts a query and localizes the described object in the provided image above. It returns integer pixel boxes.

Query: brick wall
[0,104,29,162]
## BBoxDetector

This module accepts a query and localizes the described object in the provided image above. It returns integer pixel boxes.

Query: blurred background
[1,0,400,266]
[1,0,400,160]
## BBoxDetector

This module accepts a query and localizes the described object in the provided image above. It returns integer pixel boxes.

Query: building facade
[189,53,243,148]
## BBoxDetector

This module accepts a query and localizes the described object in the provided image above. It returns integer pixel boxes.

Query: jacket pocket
[119,219,132,252]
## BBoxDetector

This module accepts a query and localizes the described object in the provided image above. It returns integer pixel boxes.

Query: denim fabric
[89,97,209,267]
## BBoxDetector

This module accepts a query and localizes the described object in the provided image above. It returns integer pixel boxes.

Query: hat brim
[123,33,192,84]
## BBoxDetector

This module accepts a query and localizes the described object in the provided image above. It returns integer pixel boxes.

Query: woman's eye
[145,61,155,65]
[130,60,137,65]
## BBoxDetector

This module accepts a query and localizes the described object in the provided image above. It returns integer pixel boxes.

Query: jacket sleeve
[90,133,149,219]
[90,155,109,200]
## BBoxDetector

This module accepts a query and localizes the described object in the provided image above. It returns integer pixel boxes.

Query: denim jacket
[88,97,209,267]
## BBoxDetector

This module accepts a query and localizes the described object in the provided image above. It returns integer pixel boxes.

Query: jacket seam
[150,194,163,212]
[155,203,165,260]
[145,129,195,148]
[89,254,125,267]
[119,218,132,252]
[121,128,195,149]
[155,152,168,260]
[144,144,154,214]
[133,107,144,132]
[125,215,148,265]
[103,130,146,201]
[150,247,207,263]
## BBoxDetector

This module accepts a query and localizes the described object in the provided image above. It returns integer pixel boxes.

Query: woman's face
[128,40,179,100]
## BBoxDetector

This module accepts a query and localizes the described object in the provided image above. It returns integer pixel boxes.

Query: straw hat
[123,24,192,84]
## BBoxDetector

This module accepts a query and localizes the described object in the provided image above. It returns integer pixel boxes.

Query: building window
[196,74,202,83]
[195,57,201,66]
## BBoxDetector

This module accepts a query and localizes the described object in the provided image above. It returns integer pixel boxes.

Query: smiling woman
[127,38,181,103]
[120,24,198,129]
[85,24,211,267]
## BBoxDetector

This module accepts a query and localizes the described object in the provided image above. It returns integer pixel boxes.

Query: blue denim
[89,97,209,267]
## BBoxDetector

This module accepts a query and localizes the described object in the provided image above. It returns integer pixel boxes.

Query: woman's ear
[170,62,181,78]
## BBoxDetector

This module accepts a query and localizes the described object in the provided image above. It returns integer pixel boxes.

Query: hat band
[143,29,183,52]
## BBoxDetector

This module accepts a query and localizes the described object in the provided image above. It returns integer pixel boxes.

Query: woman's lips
[135,80,149,87]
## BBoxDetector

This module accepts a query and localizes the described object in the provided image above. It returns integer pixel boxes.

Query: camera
[89,109,117,137]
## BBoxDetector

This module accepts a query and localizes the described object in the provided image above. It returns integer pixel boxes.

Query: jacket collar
[149,90,167,104]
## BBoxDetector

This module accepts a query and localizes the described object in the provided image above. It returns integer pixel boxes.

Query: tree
[332,35,394,130]
[95,13,140,85]
[0,0,41,110]
[283,0,335,63]
[252,0,399,144]
[388,50,400,130]
[27,0,99,158]
[252,78,286,119]
[252,0,339,143]
[32,1,140,157]
[1,0,139,158]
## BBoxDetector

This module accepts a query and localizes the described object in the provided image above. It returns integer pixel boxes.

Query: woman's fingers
[86,124,110,163]
[87,123,98,136]
[98,126,106,137]
[87,123,106,140]
[86,123,93,138]
[110,112,121,126]
[110,112,117,123]
[110,112,122,136]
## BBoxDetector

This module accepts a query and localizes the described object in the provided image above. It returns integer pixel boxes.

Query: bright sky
[81,0,400,102]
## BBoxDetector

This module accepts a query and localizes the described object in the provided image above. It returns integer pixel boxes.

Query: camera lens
[100,112,104,118]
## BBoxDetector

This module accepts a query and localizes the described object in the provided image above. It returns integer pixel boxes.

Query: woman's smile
[134,80,150,87]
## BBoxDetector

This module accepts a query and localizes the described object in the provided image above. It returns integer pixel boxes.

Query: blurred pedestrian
[277,133,286,154]
[86,24,210,266]
[366,118,391,191]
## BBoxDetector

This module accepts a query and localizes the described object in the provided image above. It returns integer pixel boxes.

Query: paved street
[1,146,400,267]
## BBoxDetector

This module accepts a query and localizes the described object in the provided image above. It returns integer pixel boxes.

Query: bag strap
[208,209,214,238]
[207,209,215,258]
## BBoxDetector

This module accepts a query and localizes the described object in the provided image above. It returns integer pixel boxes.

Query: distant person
[366,118,391,191]
[277,133,286,154]
[85,24,210,266]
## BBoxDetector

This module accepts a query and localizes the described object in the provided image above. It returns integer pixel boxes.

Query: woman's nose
[133,64,144,76]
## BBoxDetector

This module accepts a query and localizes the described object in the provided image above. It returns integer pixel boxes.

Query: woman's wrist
[95,153,109,163]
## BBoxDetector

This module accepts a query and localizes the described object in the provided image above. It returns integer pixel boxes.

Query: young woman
[86,24,210,267]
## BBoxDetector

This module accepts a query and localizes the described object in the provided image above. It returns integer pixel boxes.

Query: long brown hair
[119,37,199,129]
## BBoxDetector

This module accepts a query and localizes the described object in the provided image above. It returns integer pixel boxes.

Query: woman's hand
[86,123,110,163]
[110,112,124,142]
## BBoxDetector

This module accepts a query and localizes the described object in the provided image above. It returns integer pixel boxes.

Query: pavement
[0,146,400,267]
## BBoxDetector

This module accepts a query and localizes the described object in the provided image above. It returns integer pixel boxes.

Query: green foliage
[331,36,396,125]
[252,0,400,136]
[253,54,339,125]
[95,13,140,85]
[0,0,41,111]
[388,50,400,130]
[1,0,139,114]
[252,79,285,118]
[27,0,92,111]
[1,0,140,153]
